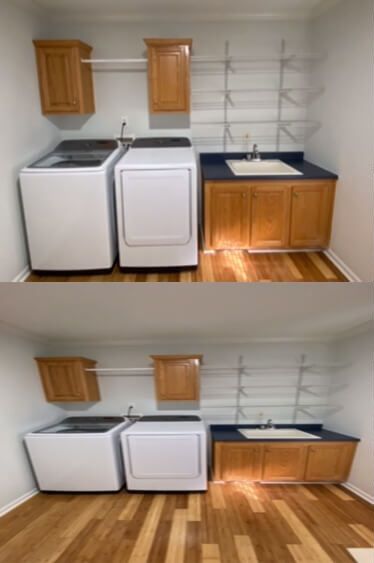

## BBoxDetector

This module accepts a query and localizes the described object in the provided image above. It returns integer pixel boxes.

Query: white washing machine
[25,417,132,492]
[115,138,198,268]
[20,140,126,272]
[120,415,207,491]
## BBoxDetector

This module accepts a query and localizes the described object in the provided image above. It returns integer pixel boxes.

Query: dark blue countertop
[210,424,359,443]
[200,152,339,182]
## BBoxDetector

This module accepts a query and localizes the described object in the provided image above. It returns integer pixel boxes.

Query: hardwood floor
[0,484,372,562]
[26,251,348,283]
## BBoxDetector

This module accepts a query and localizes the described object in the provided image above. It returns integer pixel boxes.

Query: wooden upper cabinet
[151,355,202,401]
[214,442,263,481]
[144,38,192,113]
[250,184,291,248]
[262,443,308,481]
[33,40,95,115]
[35,357,100,402]
[205,182,251,249]
[304,442,357,482]
[290,181,336,248]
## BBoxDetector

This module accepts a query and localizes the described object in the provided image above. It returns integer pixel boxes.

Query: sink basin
[226,159,303,176]
[238,428,321,440]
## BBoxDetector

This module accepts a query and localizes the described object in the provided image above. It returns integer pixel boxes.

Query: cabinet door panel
[251,184,291,248]
[39,362,84,401]
[36,358,100,402]
[290,183,335,248]
[305,443,356,482]
[146,40,191,113]
[37,47,79,113]
[262,444,307,481]
[206,183,250,249]
[153,356,200,401]
[214,443,263,481]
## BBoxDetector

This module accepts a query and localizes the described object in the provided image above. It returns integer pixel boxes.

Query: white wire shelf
[192,87,324,95]
[192,119,318,126]
[81,53,324,65]
[85,363,345,374]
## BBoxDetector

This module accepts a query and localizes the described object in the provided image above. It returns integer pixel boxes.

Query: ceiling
[0,285,372,344]
[20,0,341,22]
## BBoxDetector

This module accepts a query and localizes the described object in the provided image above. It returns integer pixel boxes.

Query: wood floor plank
[309,252,338,280]
[326,485,355,501]
[273,499,334,563]
[202,543,221,562]
[164,509,187,563]
[25,251,348,283]
[187,493,201,521]
[349,524,374,546]
[127,495,166,563]
[118,494,144,520]
[299,485,318,501]
[283,253,304,281]
[210,483,226,509]
[288,543,319,562]
[234,535,258,562]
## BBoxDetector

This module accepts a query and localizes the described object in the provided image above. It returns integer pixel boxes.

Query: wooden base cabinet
[304,442,357,482]
[261,443,308,482]
[35,357,100,402]
[204,180,336,250]
[290,182,336,248]
[213,441,357,483]
[204,183,250,249]
[214,443,263,481]
[250,184,291,248]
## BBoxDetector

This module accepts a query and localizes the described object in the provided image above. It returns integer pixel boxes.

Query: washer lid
[30,154,110,169]
[132,137,191,148]
[140,416,201,422]
[29,139,120,169]
[36,416,126,434]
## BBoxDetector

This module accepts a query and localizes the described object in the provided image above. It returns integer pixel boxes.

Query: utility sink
[238,428,321,440]
[226,159,303,176]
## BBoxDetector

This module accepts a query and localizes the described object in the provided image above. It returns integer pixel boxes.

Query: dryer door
[125,434,201,479]
[121,169,192,246]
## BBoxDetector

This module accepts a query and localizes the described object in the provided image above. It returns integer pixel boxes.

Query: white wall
[306,0,374,281]
[46,339,332,425]
[0,2,60,282]
[47,19,310,152]
[0,325,61,515]
[326,326,374,502]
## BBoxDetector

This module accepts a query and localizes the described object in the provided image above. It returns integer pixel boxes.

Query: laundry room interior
[1,0,373,283]
[0,284,373,562]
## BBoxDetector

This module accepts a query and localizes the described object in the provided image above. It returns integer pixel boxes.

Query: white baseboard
[324,250,361,282]
[0,489,39,518]
[343,482,374,505]
[12,265,31,283]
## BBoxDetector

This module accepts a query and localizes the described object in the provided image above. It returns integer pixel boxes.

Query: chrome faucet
[260,418,275,429]
[246,144,261,162]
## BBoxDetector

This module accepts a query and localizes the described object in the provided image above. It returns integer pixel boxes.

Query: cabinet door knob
[242,193,247,199]
[293,192,299,198]
[253,193,258,198]
[73,99,78,105]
